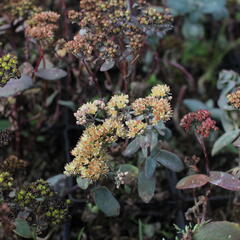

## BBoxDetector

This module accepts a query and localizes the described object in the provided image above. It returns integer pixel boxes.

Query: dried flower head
[65,0,172,64]
[0,155,28,172]
[0,54,20,87]
[0,129,12,147]
[25,11,60,44]
[227,88,240,109]
[180,110,218,138]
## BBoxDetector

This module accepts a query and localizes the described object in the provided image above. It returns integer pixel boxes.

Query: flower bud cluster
[0,54,20,87]
[180,110,218,138]
[15,179,69,227]
[65,0,172,64]
[0,172,13,192]
[65,84,172,181]
[115,170,128,189]
[15,179,54,207]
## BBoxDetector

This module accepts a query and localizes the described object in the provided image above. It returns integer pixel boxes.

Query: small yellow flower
[150,84,170,97]
[106,94,129,117]
[126,119,147,138]
[227,89,240,109]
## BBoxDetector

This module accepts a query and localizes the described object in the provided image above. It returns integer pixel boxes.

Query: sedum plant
[64,84,184,215]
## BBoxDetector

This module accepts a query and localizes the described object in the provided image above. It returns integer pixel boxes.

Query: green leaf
[152,149,184,172]
[138,171,156,203]
[14,218,33,239]
[122,136,140,157]
[144,154,157,178]
[76,176,90,190]
[0,120,11,130]
[92,186,120,217]
[58,100,76,110]
[184,99,207,112]
[193,221,240,240]
[212,130,240,156]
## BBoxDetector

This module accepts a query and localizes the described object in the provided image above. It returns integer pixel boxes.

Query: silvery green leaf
[122,136,141,157]
[212,130,240,156]
[92,186,120,217]
[138,171,156,203]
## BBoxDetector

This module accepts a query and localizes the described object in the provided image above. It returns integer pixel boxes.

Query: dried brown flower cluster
[64,84,172,181]
[0,130,12,147]
[227,88,240,109]
[65,0,172,63]
[0,155,28,172]
[25,11,60,44]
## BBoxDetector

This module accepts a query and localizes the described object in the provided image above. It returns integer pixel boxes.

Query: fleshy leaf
[209,171,240,191]
[122,136,140,157]
[144,154,157,178]
[0,74,33,97]
[212,130,240,156]
[193,221,240,240]
[35,68,67,81]
[138,171,156,203]
[77,176,90,190]
[92,186,120,217]
[14,218,33,239]
[176,174,209,189]
[100,59,115,72]
[152,148,184,172]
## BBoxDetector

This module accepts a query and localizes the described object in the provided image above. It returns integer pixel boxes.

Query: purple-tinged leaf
[176,174,209,190]
[209,171,240,191]
[0,74,33,97]
[35,68,67,81]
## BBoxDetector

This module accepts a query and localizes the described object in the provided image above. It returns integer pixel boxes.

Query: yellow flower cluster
[132,85,172,124]
[65,84,172,181]
[106,94,129,117]
[126,120,147,138]
[227,89,240,109]
[64,119,125,180]
[74,100,105,125]
[150,84,171,97]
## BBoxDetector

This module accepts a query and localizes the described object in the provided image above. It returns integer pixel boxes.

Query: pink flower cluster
[180,110,218,138]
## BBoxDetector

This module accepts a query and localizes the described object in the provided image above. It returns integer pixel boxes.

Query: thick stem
[195,134,210,175]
